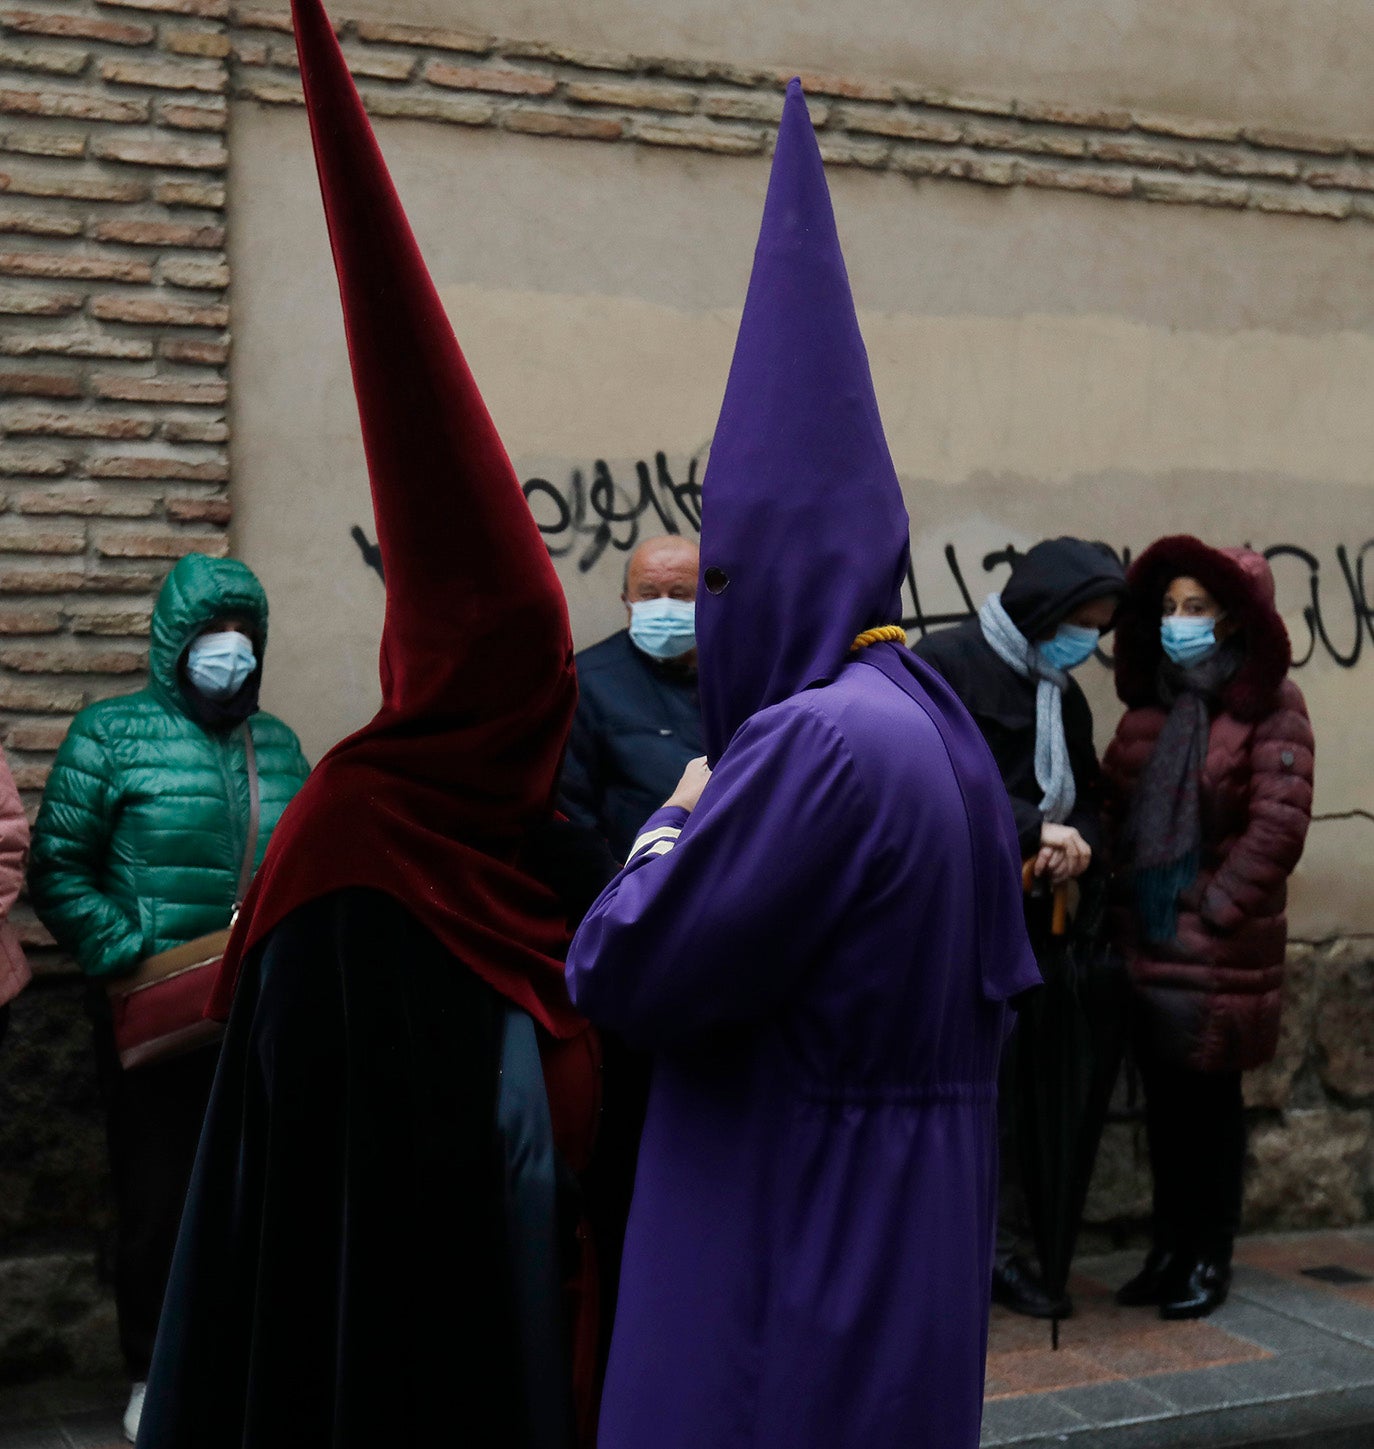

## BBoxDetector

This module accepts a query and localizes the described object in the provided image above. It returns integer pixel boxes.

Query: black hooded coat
[914,538,1126,861]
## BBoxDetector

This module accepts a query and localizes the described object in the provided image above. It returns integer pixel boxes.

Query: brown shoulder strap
[235,723,261,909]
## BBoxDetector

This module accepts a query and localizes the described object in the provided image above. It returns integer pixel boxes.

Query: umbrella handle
[1022,859,1070,937]
[1052,884,1068,936]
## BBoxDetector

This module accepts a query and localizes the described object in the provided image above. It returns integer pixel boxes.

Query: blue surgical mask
[1037,622,1100,673]
[186,631,257,701]
[1160,615,1218,667]
[628,597,696,661]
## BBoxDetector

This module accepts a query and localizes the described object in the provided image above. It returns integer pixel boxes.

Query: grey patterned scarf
[1126,639,1243,943]
[978,592,1075,824]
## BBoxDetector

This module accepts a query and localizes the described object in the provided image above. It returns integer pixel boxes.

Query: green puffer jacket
[30,553,311,979]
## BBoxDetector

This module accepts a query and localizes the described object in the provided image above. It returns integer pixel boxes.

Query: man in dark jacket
[557,533,703,1377]
[561,534,703,860]
[916,536,1125,1319]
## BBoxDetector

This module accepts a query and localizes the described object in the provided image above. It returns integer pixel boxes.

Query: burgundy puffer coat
[1103,537,1314,1074]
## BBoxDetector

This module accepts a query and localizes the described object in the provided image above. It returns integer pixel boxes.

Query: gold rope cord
[850,625,908,652]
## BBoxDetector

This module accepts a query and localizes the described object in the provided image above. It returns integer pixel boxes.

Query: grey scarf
[978,592,1075,823]
[1126,639,1243,943]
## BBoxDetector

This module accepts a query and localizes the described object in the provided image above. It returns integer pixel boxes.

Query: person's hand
[1034,822,1092,885]
[666,757,711,814]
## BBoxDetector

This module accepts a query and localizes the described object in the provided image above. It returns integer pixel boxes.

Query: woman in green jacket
[30,552,309,1442]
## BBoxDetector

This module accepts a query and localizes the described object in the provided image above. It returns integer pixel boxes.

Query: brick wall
[6,0,1374,952]
[1,0,234,1379]
[3,0,1374,1384]
[3,0,1372,928]
[4,0,1374,965]
[227,9,1374,220]
[2,0,231,985]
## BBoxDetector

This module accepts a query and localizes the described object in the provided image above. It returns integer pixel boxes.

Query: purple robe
[566,79,1039,1447]
[568,646,1039,1447]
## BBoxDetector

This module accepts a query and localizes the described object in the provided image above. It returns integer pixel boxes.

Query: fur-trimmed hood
[1113,534,1292,723]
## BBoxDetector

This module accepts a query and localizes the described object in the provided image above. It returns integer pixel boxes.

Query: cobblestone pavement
[983,1228,1374,1446]
[4,1230,1374,1447]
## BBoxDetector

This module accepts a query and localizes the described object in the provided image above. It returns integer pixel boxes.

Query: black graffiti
[900,538,1374,672]
[350,452,703,581]
[900,545,1021,635]
[521,452,703,573]
[348,502,1373,673]
[899,543,1133,638]
[351,524,384,583]
[1262,541,1374,670]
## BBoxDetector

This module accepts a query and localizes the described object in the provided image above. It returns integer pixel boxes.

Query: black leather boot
[1159,1259,1231,1320]
[1115,1247,1177,1307]
[992,1255,1073,1320]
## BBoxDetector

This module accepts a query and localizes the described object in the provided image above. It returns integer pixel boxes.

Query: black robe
[914,550,1123,1271]
[138,888,522,1447]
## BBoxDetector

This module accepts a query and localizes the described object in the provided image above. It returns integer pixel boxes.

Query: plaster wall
[232,104,1374,938]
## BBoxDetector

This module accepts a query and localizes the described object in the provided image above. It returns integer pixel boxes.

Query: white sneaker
[123,1381,146,1444]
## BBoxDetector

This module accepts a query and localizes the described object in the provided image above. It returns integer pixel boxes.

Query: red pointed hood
[210,0,581,1033]
[293,0,571,739]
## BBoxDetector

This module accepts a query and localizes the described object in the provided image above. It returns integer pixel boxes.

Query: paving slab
[4,1231,1374,1447]
[982,1231,1374,1446]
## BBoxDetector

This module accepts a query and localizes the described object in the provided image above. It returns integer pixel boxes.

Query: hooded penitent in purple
[566,80,1040,1449]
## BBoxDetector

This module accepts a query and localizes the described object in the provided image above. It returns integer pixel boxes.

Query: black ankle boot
[1159,1259,1231,1320]
[1115,1248,1177,1307]
[992,1255,1073,1320]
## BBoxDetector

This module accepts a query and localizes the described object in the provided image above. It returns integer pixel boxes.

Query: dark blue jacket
[561,630,703,861]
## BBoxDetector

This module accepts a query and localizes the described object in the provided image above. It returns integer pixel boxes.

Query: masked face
[628,597,697,662]
[1037,622,1099,672]
[186,630,258,701]
[1160,615,1217,667]
[1160,574,1226,666]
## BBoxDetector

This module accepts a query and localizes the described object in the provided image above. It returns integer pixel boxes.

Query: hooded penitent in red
[136,3,598,1442]
[208,0,581,1039]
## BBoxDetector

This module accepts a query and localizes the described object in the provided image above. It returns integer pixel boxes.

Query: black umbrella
[1006,870,1130,1348]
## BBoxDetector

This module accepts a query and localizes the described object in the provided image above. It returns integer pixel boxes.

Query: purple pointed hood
[696,79,911,763]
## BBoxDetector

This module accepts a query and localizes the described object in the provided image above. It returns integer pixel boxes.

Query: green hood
[149,553,270,709]
[30,552,308,976]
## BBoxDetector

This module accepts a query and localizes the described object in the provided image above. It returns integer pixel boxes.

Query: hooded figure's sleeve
[565,702,872,1048]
